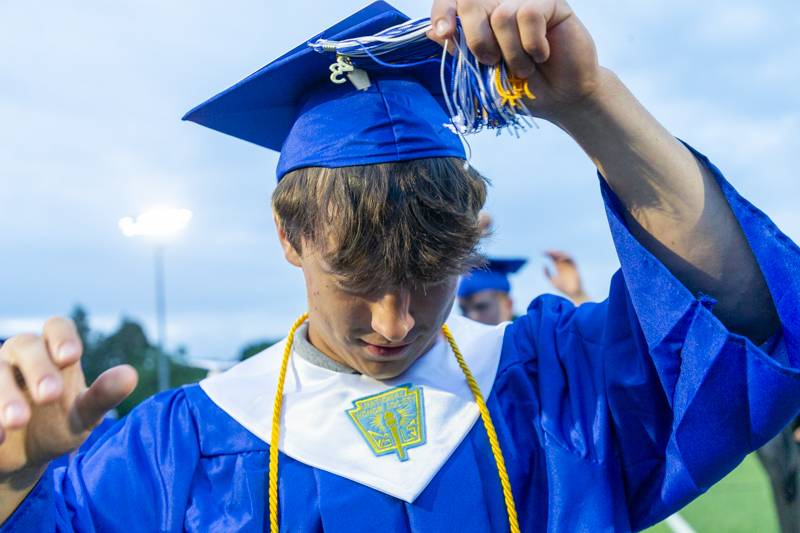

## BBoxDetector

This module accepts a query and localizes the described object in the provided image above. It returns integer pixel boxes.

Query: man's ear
[273,213,302,267]
[502,294,514,319]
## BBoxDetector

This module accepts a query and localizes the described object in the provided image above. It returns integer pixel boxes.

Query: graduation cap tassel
[439,40,473,164]
[309,17,538,137]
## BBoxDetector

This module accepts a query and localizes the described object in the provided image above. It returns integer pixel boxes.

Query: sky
[1,0,798,362]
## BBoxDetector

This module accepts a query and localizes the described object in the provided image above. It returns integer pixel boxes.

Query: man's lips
[362,341,412,358]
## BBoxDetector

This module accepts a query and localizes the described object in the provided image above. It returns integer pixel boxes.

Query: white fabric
[200,314,507,503]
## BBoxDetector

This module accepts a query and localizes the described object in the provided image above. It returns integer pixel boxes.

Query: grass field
[645,454,778,533]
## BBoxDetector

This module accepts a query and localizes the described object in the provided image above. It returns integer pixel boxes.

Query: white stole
[200,314,506,502]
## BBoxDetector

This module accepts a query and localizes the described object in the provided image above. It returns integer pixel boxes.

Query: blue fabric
[458,258,527,298]
[49,416,120,471]
[277,77,464,179]
[4,150,800,531]
[181,1,465,181]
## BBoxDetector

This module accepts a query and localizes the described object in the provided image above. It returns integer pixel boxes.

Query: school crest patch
[346,384,426,461]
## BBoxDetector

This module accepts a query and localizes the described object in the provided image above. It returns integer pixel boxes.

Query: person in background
[757,418,800,532]
[457,258,527,325]
[458,216,590,324]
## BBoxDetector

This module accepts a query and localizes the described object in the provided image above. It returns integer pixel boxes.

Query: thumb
[70,365,138,433]
[428,0,457,41]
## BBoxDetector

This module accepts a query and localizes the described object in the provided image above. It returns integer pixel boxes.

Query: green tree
[81,316,155,414]
[69,305,212,416]
[70,305,92,349]
[169,359,207,390]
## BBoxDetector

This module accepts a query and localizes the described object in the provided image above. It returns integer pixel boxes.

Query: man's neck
[294,323,357,374]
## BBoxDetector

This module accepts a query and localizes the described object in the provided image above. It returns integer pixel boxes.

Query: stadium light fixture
[119,207,192,391]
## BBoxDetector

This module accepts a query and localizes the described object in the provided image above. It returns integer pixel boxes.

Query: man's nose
[371,290,415,343]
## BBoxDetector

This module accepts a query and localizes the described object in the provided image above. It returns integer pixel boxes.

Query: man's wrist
[532,67,681,183]
[541,68,626,137]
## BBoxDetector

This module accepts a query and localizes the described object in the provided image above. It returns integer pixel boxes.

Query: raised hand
[0,317,137,516]
[543,250,590,304]
[428,0,601,115]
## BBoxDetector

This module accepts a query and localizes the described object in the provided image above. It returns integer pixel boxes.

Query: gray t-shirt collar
[294,322,359,374]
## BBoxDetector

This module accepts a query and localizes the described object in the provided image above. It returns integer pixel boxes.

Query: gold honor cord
[442,323,521,533]
[268,312,309,533]
[268,315,520,533]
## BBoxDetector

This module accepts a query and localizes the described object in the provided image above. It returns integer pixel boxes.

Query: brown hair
[272,157,488,292]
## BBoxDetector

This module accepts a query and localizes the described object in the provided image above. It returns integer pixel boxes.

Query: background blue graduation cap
[457,258,528,298]
[182,1,465,181]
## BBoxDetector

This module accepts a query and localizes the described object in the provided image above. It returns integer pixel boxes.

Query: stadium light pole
[119,207,192,391]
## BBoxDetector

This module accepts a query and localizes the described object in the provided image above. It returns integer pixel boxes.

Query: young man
[458,258,527,324]
[2,1,800,531]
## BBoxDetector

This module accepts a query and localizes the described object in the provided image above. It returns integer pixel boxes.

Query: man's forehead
[312,255,456,294]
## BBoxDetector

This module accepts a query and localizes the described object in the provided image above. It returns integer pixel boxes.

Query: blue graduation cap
[182,1,465,181]
[457,258,528,298]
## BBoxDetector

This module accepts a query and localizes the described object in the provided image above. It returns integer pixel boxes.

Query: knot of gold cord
[494,67,535,109]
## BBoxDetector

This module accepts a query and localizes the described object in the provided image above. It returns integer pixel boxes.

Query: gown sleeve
[503,145,800,529]
[0,388,202,532]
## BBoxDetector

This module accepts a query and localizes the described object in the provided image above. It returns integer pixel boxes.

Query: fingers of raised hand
[42,317,82,368]
[0,318,82,444]
[0,334,64,405]
[490,2,537,77]
[433,0,556,73]
[72,366,138,433]
[429,0,457,41]
[544,250,573,264]
[459,0,502,65]
[0,360,30,431]
[516,1,551,64]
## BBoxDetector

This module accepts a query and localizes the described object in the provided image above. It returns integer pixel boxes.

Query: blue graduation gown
[4,148,800,532]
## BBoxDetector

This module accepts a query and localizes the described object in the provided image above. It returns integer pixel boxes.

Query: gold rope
[493,66,535,109]
[268,312,308,533]
[442,323,520,533]
[269,315,519,533]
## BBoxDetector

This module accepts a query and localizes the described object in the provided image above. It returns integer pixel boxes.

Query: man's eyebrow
[329,274,375,294]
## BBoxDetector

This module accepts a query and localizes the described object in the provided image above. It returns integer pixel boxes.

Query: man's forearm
[543,69,778,341]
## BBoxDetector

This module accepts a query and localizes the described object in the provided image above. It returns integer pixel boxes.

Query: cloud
[1,0,797,359]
